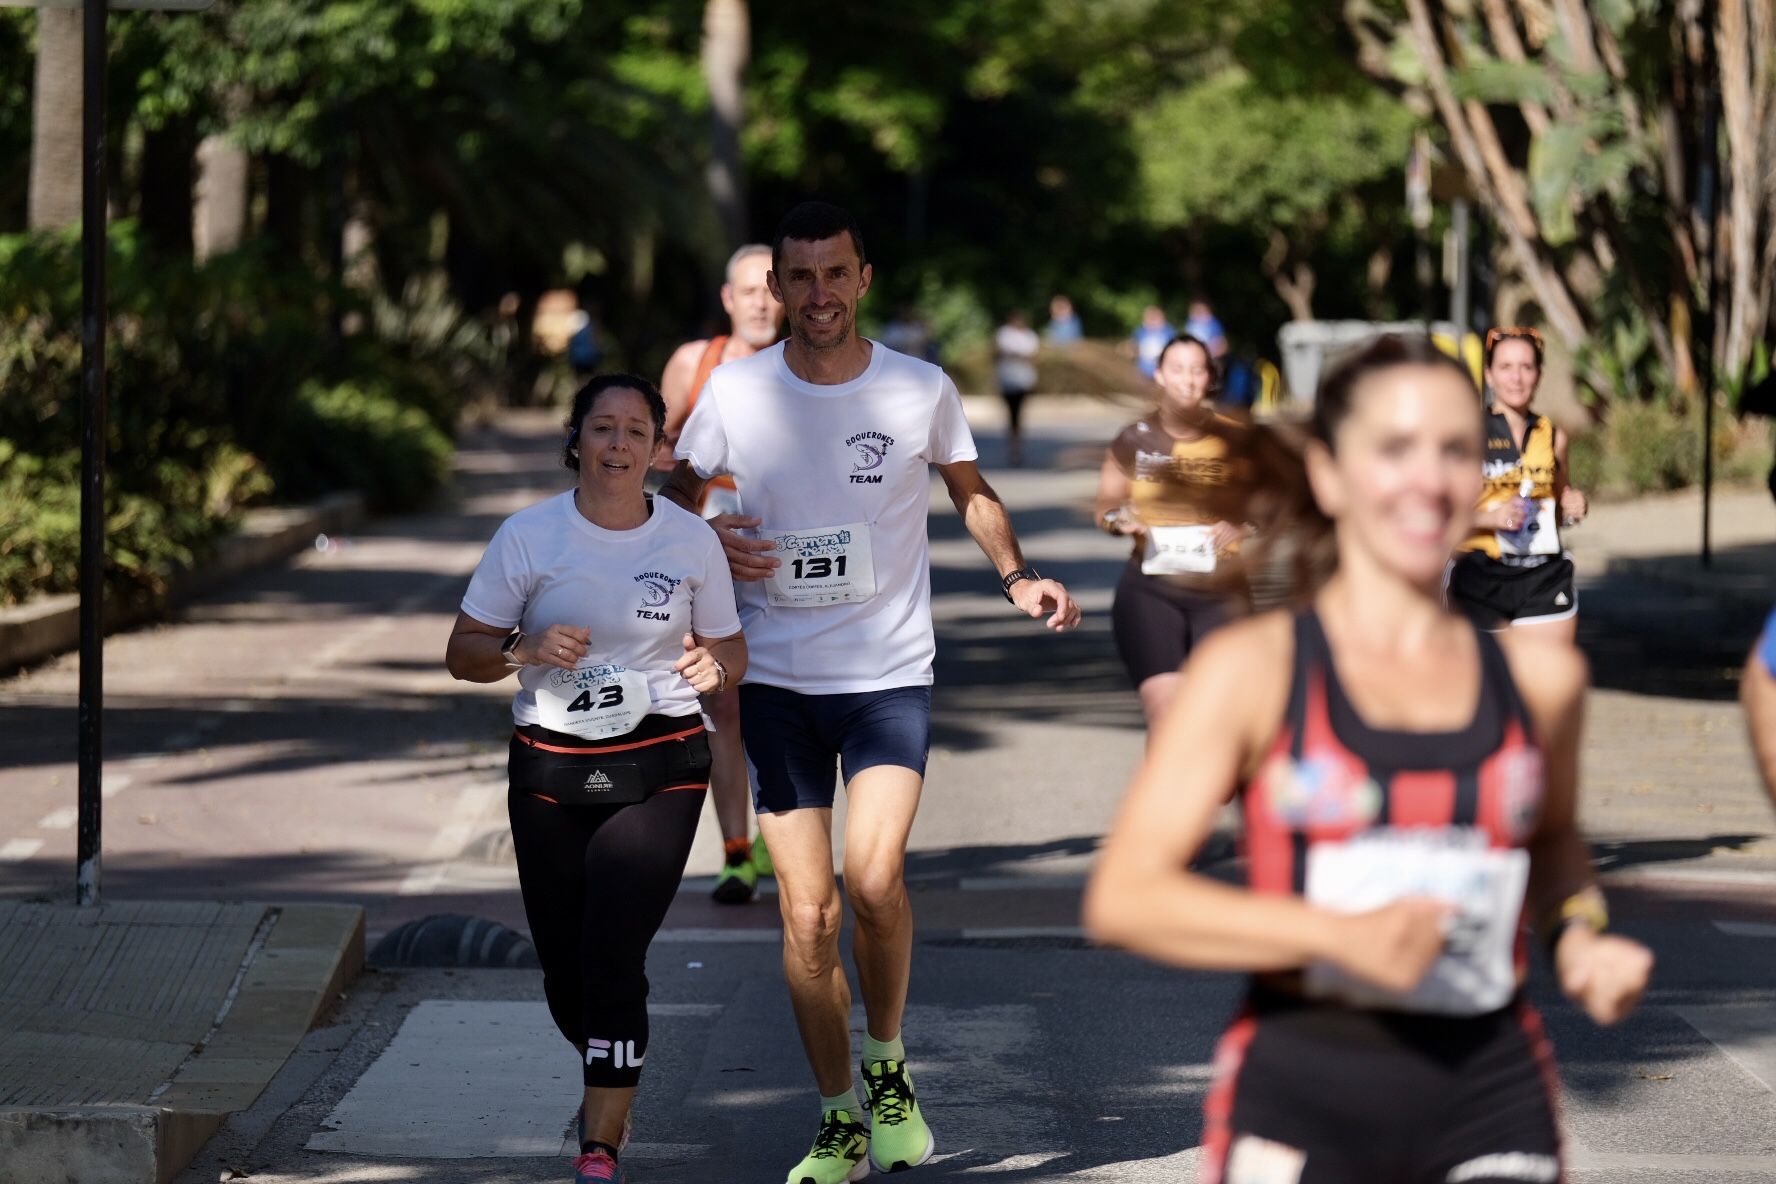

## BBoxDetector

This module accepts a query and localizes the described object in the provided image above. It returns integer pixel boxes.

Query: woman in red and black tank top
[1084,336,1651,1184]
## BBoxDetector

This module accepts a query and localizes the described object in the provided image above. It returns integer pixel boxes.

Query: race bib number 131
[764,522,877,606]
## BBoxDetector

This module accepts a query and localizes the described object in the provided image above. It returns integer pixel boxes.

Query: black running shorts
[1446,553,1577,630]
[1203,990,1562,1184]
[1111,561,1239,686]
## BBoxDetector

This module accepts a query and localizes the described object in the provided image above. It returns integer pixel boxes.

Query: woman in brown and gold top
[1094,333,1251,730]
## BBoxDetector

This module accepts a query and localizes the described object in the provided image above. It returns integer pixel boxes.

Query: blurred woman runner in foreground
[1094,333,1250,730]
[1085,336,1651,1184]
[1447,327,1589,644]
[446,374,746,1184]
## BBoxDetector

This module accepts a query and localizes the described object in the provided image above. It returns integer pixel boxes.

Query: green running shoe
[785,1107,870,1184]
[752,832,775,878]
[711,849,758,904]
[862,1058,933,1172]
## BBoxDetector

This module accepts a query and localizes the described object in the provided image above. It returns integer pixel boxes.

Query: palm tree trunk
[28,9,83,231]
[703,0,749,250]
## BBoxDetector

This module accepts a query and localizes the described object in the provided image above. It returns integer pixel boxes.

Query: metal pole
[1449,198,1471,334]
[76,0,108,906]
[1698,59,1719,570]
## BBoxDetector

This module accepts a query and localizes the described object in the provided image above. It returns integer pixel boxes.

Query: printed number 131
[792,555,847,580]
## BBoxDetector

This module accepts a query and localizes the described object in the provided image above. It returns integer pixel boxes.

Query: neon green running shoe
[752,832,775,878]
[712,846,758,905]
[862,1059,933,1172]
[785,1107,870,1184]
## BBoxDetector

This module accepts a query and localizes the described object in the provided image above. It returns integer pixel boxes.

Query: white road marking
[102,774,132,798]
[1606,866,1776,888]
[957,874,1087,891]
[648,1003,723,1017]
[1716,920,1776,939]
[0,839,44,861]
[959,926,1087,941]
[652,928,781,943]
[1674,1003,1776,1093]
[1568,1142,1776,1174]
[397,778,506,896]
[37,807,77,830]
[309,1000,718,1158]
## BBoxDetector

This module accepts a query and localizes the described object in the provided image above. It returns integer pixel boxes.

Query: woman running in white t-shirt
[447,374,747,1184]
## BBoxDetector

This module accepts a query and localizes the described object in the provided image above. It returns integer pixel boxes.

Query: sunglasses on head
[1485,326,1544,356]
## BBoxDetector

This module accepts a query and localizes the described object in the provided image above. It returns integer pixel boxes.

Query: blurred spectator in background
[1044,294,1083,346]
[567,304,605,376]
[1183,298,1228,360]
[1130,304,1173,379]
[1743,606,1776,804]
[881,305,937,363]
[995,310,1041,467]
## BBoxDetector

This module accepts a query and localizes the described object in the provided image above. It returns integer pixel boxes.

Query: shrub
[269,379,454,512]
[1568,397,1772,500]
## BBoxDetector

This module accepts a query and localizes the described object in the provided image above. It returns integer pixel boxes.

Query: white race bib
[533,663,651,740]
[1304,829,1528,1016]
[1497,497,1561,557]
[764,522,877,607]
[1142,524,1218,575]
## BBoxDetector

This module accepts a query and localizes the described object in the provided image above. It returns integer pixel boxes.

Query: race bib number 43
[1304,829,1528,1016]
[534,663,650,740]
[764,522,877,606]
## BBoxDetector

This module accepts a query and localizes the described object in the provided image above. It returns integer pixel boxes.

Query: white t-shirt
[675,340,979,694]
[460,492,742,725]
[994,324,1040,392]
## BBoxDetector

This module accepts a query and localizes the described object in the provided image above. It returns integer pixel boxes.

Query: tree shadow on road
[1579,547,1769,702]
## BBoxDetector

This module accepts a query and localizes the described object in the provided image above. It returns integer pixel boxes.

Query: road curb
[0,492,365,674]
[0,901,363,1184]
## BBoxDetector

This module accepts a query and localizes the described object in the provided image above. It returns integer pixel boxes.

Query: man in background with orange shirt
[655,243,784,902]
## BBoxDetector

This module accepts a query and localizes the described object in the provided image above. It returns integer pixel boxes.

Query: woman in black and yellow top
[1447,327,1590,644]
[1094,333,1249,730]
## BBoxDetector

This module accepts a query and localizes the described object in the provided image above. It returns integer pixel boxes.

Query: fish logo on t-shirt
[846,431,894,483]
[634,571,682,619]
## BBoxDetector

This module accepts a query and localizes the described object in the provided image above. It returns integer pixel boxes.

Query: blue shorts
[1761,606,1776,677]
[738,684,932,814]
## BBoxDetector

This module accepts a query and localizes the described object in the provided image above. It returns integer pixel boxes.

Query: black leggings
[508,780,705,1087]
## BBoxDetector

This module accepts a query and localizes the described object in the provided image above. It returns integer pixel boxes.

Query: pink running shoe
[573,1147,625,1183]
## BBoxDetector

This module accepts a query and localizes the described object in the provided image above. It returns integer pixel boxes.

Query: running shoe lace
[811,1110,866,1159]
[866,1062,914,1125]
[573,1149,621,1183]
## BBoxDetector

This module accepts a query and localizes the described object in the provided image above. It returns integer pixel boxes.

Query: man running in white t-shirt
[664,201,1080,1184]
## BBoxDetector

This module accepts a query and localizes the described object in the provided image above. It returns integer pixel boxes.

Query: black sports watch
[500,629,526,668]
[1000,566,1041,603]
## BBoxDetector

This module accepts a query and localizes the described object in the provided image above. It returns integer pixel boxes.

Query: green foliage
[1135,67,1416,229]
[1568,401,1773,500]
[270,378,454,511]
[0,225,459,606]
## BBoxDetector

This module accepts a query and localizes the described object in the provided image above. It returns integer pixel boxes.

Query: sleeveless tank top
[1461,407,1557,560]
[1242,610,1545,900]
[687,336,737,495]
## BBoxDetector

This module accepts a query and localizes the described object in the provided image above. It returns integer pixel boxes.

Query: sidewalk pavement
[0,901,363,1183]
[1579,484,1774,612]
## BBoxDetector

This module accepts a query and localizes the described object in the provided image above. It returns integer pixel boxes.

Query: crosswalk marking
[0,839,43,861]
[310,1000,724,1158]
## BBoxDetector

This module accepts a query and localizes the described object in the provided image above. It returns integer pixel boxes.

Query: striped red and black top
[1242,609,1546,900]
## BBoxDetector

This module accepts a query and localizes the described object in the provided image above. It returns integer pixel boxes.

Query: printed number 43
[791,555,848,580]
[567,686,624,713]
